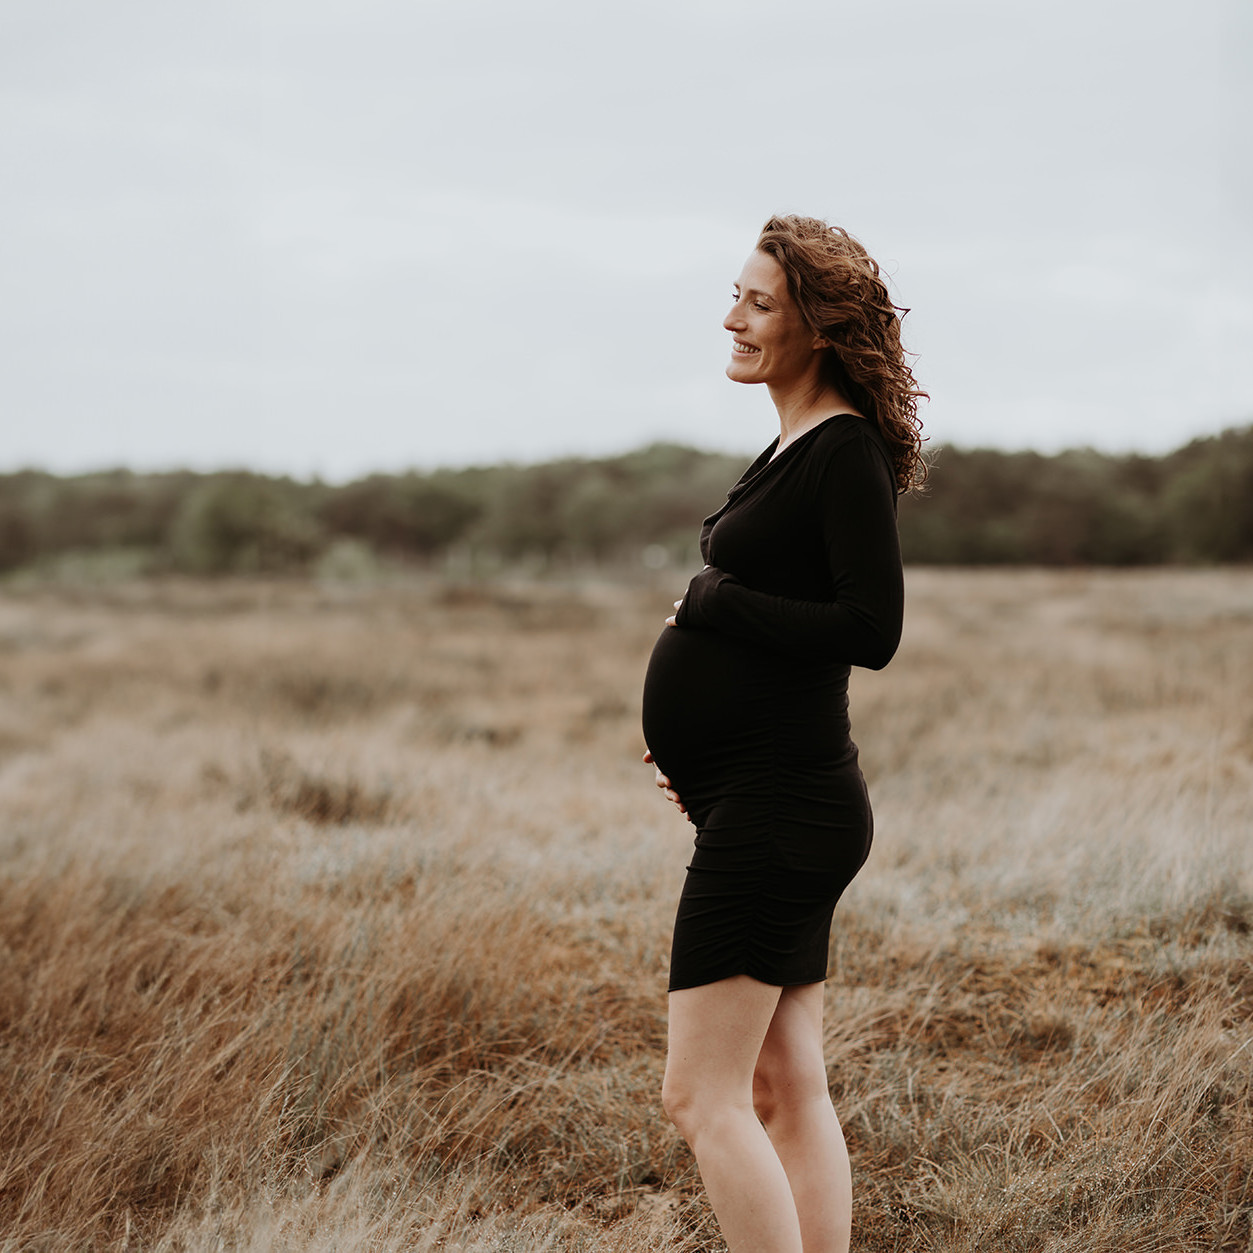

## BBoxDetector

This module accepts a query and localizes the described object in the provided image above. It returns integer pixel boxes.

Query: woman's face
[724,251,824,389]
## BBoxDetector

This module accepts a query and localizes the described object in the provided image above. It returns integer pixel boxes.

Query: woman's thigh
[755,983,830,1102]
[665,975,783,1104]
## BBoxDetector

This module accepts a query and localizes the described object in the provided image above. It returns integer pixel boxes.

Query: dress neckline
[728,413,863,499]
[768,412,865,463]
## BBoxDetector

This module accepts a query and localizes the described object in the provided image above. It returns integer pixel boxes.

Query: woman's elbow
[860,645,896,671]
[854,624,901,670]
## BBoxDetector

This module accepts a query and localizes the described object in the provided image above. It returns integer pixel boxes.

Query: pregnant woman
[641,214,926,1253]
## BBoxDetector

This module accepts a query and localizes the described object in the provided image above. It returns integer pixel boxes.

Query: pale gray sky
[4,0,1251,478]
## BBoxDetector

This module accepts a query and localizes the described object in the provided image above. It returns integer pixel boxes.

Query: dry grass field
[0,568,1250,1252]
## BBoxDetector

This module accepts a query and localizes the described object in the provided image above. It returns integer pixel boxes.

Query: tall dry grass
[0,570,1249,1251]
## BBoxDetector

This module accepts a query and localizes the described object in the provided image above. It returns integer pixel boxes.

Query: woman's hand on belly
[666,566,711,627]
[643,750,693,823]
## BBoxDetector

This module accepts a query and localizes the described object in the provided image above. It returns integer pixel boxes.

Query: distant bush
[0,425,1249,575]
[169,474,322,574]
[317,473,480,557]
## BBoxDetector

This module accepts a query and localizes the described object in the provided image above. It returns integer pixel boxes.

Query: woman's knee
[751,1064,779,1122]
[661,1067,700,1134]
[662,1066,750,1141]
[752,1048,830,1124]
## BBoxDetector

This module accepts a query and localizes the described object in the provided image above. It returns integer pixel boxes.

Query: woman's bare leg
[753,983,851,1253]
[663,976,803,1253]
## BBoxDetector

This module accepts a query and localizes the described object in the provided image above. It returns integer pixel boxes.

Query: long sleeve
[674,425,903,669]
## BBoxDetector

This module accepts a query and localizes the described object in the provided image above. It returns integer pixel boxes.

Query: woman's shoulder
[809,411,876,443]
[803,415,897,494]
[809,413,891,461]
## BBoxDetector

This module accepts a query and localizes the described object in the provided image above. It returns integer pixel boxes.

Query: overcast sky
[4,0,1251,480]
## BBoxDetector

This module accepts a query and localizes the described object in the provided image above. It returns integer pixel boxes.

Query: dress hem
[666,971,828,994]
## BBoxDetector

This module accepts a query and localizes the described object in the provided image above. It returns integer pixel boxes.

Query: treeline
[1,426,1250,577]
[903,424,1253,564]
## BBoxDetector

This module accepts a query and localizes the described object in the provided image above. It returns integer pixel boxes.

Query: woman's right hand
[643,750,693,823]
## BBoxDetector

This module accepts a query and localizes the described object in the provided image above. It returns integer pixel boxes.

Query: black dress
[641,414,903,992]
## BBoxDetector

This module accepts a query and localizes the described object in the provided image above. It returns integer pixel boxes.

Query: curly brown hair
[756,215,928,492]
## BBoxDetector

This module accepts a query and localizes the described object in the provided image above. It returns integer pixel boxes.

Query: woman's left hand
[643,750,692,822]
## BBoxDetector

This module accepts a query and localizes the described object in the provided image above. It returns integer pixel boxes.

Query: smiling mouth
[732,341,760,355]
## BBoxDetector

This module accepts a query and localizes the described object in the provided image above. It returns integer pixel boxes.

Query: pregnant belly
[641,626,851,801]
